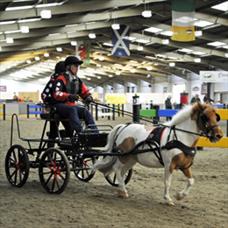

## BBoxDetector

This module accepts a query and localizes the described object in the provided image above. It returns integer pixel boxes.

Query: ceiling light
[98,56,105,61]
[20,26,29,33]
[35,56,40,61]
[211,1,228,11]
[108,74,113,78]
[88,33,96,39]
[6,37,14,44]
[146,66,153,71]
[207,41,226,47]
[178,48,193,53]
[144,26,162,33]
[111,23,120,30]
[142,10,152,18]
[162,39,169,45]
[192,51,206,56]
[160,31,173,36]
[5,5,33,11]
[36,2,64,8]
[26,59,31,64]
[194,20,213,27]
[56,47,62,52]
[18,18,41,23]
[44,53,49,57]
[195,30,203,37]
[147,74,151,78]
[4,30,20,34]
[194,58,201,63]
[103,42,113,47]
[0,20,16,25]
[123,36,136,41]
[225,53,228,58]
[137,46,144,51]
[135,38,150,44]
[223,45,228,49]
[169,62,175,67]
[40,9,52,19]
[71,41,77,46]
[97,76,101,79]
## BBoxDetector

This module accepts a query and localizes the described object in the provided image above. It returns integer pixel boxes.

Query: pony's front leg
[164,167,174,205]
[176,167,194,200]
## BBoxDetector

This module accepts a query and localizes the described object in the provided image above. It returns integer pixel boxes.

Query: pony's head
[191,103,223,142]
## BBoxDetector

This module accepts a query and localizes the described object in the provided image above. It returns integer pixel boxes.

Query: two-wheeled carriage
[5,105,132,194]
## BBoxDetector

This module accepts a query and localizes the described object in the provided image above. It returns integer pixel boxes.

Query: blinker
[216,113,220,122]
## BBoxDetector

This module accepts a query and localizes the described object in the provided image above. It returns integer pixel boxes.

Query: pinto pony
[92,103,223,205]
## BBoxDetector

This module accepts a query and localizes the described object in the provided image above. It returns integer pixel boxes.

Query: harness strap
[163,140,196,157]
[113,123,132,149]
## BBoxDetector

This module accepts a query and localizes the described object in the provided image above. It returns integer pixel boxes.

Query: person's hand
[68,94,79,102]
[84,95,93,104]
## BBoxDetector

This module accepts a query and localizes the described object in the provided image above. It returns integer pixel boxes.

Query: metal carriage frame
[5,112,132,194]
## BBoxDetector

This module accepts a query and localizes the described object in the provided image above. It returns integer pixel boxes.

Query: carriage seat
[40,105,68,121]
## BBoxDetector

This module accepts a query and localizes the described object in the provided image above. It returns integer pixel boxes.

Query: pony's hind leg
[113,160,129,198]
[176,167,194,200]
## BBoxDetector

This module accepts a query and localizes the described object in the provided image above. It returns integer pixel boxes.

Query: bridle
[197,111,220,140]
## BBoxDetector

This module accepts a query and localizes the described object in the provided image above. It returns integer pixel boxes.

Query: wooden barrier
[27,104,43,118]
[0,103,6,120]
[196,137,228,148]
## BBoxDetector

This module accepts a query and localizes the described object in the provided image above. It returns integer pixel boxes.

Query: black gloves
[68,94,79,102]
[84,95,93,104]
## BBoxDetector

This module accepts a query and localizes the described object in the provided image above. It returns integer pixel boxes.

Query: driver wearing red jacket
[52,56,97,134]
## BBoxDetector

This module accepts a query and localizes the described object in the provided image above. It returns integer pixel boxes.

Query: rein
[94,102,215,139]
[159,124,204,137]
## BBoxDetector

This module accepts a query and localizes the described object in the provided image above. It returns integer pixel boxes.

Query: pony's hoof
[117,190,129,198]
[166,200,175,206]
[175,192,185,201]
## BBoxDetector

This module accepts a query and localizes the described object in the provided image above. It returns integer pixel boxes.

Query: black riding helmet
[65,56,83,66]
[54,61,66,74]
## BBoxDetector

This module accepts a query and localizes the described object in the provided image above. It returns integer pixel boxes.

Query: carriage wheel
[5,144,30,187]
[73,156,96,182]
[39,148,70,194]
[105,169,133,187]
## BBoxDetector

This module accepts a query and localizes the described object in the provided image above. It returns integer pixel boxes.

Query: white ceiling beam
[0,7,143,32]
[0,0,165,21]
[131,32,227,58]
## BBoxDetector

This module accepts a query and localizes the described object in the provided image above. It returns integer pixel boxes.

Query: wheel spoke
[14,168,18,184]
[59,173,66,181]
[113,174,116,184]
[44,173,54,187]
[51,176,56,192]
[55,177,60,190]
[9,169,16,180]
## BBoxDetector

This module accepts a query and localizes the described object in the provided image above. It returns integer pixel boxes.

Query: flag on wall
[112,25,130,57]
[171,0,195,42]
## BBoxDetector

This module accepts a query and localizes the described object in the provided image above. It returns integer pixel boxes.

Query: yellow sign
[105,94,127,105]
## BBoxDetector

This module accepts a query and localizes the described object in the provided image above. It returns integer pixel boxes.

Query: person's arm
[80,82,90,99]
[78,79,94,104]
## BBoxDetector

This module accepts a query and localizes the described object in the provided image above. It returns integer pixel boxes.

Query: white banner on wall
[200,71,228,83]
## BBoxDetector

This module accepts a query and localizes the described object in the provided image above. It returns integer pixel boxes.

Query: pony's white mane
[165,105,193,127]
